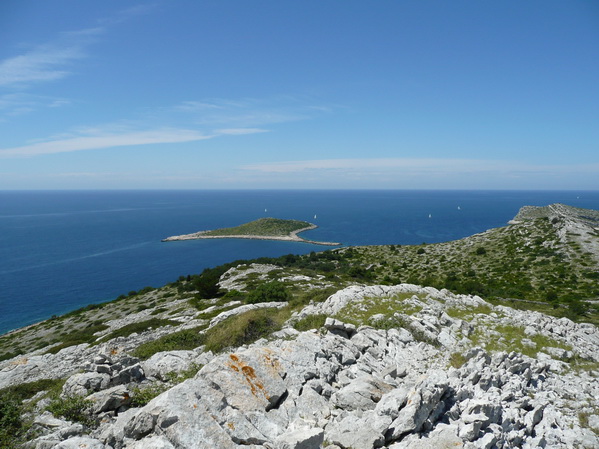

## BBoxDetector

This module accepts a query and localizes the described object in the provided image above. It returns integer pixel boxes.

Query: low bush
[246,281,290,304]
[46,395,94,427]
[0,391,25,449]
[130,383,169,407]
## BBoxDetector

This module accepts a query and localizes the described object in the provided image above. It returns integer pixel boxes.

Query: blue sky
[0,1,598,189]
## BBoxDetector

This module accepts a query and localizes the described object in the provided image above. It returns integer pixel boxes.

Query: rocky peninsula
[162,217,341,246]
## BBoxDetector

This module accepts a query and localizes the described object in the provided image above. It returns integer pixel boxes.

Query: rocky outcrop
[6,285,599,448]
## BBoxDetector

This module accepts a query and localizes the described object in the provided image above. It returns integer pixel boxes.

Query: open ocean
[1,190,598,334]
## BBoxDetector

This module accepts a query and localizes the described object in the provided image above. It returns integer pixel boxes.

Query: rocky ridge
[2,284,598,449]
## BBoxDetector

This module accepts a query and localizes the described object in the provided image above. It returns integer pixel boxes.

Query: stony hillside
[0,204,598,448]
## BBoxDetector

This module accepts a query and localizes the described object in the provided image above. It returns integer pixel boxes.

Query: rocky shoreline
[162,224,341,246]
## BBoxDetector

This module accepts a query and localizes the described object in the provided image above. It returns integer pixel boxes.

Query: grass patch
[202,307,289,353]
[293,314,327,331]
[446,304,493,320]
[44,324,109,354]
[132,326,207,360]
[449,352,468,369]
[0,378,64,402]
[97,318,178,342]
[189,295,233,312]
[471,324,571,358]
[288,286,338,309]
[335,292,424,327]
[196,303,242,321]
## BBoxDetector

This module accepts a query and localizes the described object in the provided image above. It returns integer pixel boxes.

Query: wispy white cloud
[0,4,155,89]
[169,96,328,128]
[98,3,160,26]
[0,128,212,158]
[241,157,599,178]
[214,128,268,135]
[241,158,504,173]
[0,93,71,119]
[0,46,84,87]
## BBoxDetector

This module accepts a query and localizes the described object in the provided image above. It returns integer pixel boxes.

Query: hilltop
[0,204,597,448]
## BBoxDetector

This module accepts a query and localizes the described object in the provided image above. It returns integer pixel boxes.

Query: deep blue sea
[1,190,598,334]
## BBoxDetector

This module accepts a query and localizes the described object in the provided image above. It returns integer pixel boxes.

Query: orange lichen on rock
[262,348,282,376]
[227,354,269,400]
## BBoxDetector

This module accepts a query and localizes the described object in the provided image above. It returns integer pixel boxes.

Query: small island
[162,217,341,246]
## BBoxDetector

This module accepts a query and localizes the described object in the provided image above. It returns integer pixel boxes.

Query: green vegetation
[203,217,312,237]
[446,305,493,320]
[470,324,572,358]
[1,204,597,376]
[131,363,202,407]
[335,293,424,328]
[0,378,67,448]
[130,383,170,407]
[293,314,328,331]
[98,318,178,342]
[449,352,468,369]
[202,308,288,353]
[45,323,109,354]
[246,281,291,304]
[132,326,207,360]
[46,394,94,427]
[0,392,25,449]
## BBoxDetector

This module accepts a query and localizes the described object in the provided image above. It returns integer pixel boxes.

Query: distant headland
[162,217,341,246]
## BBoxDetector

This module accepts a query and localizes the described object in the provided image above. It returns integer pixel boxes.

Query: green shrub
[246,281,290,304]
[130,383,169,407]
[221,289,246,301]
[46,395,93,427]
[0,392,24,448]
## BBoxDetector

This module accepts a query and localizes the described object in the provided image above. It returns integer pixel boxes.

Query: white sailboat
[428,213,432,218]
[314,214,317,219]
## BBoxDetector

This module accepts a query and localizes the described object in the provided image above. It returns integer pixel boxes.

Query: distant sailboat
[314,214,317,219]
[428,214,432,218]
[457,206,461,210]
[264,208,267,212]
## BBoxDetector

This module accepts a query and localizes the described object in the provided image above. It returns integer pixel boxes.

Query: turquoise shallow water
[1,189,598,334]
